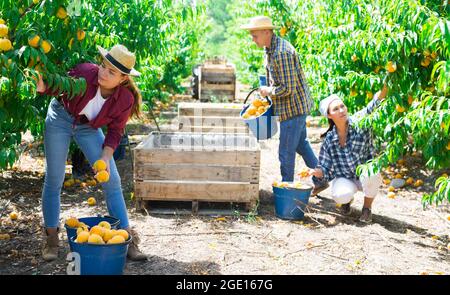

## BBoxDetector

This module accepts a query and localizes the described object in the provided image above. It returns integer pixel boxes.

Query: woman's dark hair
[320,118,335,139]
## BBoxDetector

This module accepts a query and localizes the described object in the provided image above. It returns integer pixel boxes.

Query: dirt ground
[0,104,449,275]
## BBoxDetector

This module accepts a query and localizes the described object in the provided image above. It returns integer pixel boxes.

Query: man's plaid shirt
[265,34,313,121]
[317,97,381,182]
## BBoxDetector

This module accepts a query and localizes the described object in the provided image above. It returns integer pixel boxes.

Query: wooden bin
[133,132,260,214]
[198,63,236,102]
[178,102,249,134]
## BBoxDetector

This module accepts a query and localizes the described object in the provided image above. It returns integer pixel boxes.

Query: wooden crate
[198,62,236,102]
[201,63,235,81]
[178,102,248,134]
[133,132,260,214]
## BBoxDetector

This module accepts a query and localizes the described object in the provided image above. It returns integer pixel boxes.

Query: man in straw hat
[36,44,147,261]
[241,16,329,195]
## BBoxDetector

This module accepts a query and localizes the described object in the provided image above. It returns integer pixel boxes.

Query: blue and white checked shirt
[317,97,381,182]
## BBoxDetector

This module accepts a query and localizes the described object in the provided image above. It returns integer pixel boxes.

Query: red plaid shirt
[42,63,133,150]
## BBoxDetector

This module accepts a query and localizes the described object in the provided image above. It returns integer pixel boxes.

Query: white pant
[331,174,382,204]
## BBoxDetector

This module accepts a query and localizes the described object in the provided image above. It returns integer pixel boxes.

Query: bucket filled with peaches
[240,88,278,140]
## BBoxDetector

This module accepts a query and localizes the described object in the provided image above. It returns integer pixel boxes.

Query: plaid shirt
[317,97,381,182]
[41,63,133,150]
[265,34,313,121]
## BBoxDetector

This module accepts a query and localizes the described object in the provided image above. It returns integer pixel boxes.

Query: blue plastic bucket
[65,216,120,252]
[69,236,131,275]
[241,95,278,140]
[273,185,313,220]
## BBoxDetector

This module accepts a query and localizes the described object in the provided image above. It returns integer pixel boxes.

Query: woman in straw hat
[307,85,388,223]
[36,44,147,261]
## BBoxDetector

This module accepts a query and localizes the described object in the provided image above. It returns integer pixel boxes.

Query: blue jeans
[279,114,318,182]
[42,98,129,228]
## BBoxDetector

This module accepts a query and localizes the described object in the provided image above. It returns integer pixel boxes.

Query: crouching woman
[309,85,388,223]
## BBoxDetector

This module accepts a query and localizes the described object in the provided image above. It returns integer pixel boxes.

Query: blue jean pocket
[50,98,64,109]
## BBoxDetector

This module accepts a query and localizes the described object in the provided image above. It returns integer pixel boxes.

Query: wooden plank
[134,132,258,150]
[135,163,259,182]
[134,181,259,202]
[147,208,254,216]
[178,102,243,115]
[178,102,243,109]
[252,162,260,184]
[203,59,227,65]
[143,200,256,216]
[134,149,259,166]
[199,97,235,103]
[178,116,246,128]
[199,93,235,102]
[202,71,235,76]
[178,107,242,117]
[202,66,235,74]
[201,83,236,91]
[200,90,235,95]
[136,131,254,146]
[200,94,235,101]
[201,73,235,83]
[202,61,232,67]
[202,71,234,76]
[178,105,243,117]
[178,125,249,134]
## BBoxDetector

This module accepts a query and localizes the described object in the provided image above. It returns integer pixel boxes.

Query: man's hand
[259,86,273,97]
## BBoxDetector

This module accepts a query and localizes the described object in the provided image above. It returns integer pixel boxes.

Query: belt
[77,115,89,124]
[57,97,89,125]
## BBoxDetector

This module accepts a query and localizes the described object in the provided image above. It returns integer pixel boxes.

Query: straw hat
[240,16,278,31]
[97,44,140,76]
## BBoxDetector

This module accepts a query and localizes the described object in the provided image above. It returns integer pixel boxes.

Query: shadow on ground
[257,189,431,237]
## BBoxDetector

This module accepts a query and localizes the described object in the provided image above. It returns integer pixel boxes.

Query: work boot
[359,207,372,223]
[42,228,59,261]
[126,228,147,261]
[340,202,353,216]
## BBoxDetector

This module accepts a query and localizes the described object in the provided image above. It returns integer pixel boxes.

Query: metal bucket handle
[290,199,308,216]
[243,87,270,106]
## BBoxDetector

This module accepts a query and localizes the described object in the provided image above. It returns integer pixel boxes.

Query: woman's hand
[99,156,110,174]
[309,168,324,179]
[35,71,46,93]
[376,84,388,101]
[99,146,115,174]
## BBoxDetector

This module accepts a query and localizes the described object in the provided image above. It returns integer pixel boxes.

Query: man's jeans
[41,98,129,229]
[279,114,318,182]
